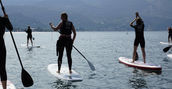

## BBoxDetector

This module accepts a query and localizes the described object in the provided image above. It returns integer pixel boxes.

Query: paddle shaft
[73,45,88,61]
[0,0,24,69]
[10,31,24,69]
[73,45,96,71]
[0,0,6,15]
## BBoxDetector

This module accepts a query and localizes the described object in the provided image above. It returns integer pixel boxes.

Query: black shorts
[56,37,73,56]
[168,34,172,39]
[134,38,145,48]
[27,35,32,40]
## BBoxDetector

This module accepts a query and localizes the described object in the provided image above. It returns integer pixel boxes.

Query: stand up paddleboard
[167,54,172,58]
[0,80,16,89]
[119,57,162,71]
[47,64,82,81]
[160,42,172,45]
[21,44,40,48]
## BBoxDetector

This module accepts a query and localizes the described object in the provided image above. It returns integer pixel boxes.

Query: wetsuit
[168,29,172,42]
[0,17,13,81]
[131,22,145,48]
[56,21,73,71]
[26,28,32,40]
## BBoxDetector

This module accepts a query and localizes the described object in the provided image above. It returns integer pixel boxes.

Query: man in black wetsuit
[49,12,76,74]
[168,27,172,43]
[0,14,13,89]
[25,26,33,47]
[130,12,146,63]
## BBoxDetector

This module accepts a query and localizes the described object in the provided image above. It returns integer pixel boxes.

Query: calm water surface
[3,31,172,89]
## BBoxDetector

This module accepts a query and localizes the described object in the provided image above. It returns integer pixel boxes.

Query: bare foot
[56,70,60,74]
[69,70,72,74]
[144,61,146,64]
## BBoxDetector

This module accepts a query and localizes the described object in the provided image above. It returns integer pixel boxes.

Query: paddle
[0,0,33,87]
[163,46,172,53]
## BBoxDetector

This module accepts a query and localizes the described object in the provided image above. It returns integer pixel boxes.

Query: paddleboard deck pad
[48,64,82,81]
[160,42,172,45]
[119,57,162,71]
[0,80,16,89]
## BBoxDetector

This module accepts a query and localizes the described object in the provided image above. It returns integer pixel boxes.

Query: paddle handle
[10,31,24,69]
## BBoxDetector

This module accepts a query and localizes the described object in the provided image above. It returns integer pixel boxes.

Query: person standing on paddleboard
[168,27,172,43]
[25,26,33,47]
[0,14,13,89]
[130,12,146,63]
[49,12,76,74]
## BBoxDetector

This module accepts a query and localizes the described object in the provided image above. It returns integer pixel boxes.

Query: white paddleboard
[21,44,40,48]
[47,64,83,81]
[0,80,16,89]
[160,42,172,45]
[119,57,162,71]
[167,54,172,58]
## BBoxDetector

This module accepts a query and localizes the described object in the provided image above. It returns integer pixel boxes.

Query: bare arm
[72,24,76,43]
[49,22,62,31]
[130,18,137,27]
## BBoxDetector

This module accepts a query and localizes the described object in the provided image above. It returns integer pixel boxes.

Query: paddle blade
[87,60,96,71]
[21,69,34,87]
[163,46,171,53]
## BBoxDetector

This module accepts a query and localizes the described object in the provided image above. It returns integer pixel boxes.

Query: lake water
[3,31,172,89]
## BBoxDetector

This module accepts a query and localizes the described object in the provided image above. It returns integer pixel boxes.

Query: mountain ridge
[1,0,172,31]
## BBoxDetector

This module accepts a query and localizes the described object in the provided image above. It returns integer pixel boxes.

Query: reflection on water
[88,72,96,79]
[52,80,77,89]
[27,47,33,51]
[129,69,148,89]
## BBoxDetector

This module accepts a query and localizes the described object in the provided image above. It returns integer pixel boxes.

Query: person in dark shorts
[25,26,33,47]
[130,12,146,63]
[0,14,13,89]
[168,27,172,43]
[49,12,76,74]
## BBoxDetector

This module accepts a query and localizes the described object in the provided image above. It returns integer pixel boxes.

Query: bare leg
[66,47,72,74]
[168,35,170,43]
[30,38,33,46]
[1,81,7,89]
[135,52,139,61]
[141,48,146,63]
[132,46,138,63]
[27,39,29,47]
